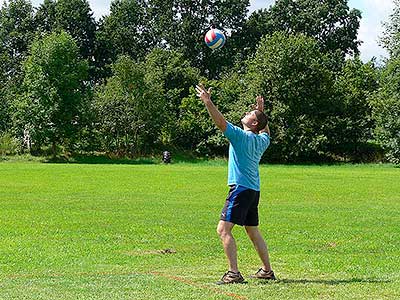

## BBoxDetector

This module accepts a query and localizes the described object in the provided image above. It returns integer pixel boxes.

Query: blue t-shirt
[223,122,270,191]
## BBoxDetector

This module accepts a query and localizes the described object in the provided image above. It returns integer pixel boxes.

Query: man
[195,84,275,284]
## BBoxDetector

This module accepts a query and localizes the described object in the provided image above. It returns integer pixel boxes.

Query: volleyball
[204,28,226,50]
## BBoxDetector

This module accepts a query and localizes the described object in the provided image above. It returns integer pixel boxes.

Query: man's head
[241,110,268,133]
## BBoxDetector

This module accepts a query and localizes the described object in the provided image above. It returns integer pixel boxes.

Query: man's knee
[217,222,233,239]
[217,226,228,238]
[245,225,260,240]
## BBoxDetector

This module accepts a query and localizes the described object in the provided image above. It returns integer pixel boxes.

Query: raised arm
[255,95,264,112]
[196,84,227,132]
[255,95,270,136]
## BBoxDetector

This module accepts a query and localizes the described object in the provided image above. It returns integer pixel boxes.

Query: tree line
[0,0,399,164]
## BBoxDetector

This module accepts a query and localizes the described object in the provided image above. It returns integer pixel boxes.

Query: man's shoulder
[224,122,246,139]
[257,132,270,149]
[225,122,243,131]
[258,132,270,139]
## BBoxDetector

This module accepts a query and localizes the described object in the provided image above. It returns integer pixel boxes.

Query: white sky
[0,0,395,62]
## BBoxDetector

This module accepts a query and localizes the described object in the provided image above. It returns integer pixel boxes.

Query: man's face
[241,110,258,128]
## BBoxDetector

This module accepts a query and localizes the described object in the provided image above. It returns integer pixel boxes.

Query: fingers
[195,84,206,93]
[195,85,205,97]
[195,84,211,98]
[197,83,207,92]
[255,95,264,112]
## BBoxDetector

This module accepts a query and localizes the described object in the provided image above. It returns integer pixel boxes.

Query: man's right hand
[255,96,264,112]
[196,84,212,103]
[195,83,227,132]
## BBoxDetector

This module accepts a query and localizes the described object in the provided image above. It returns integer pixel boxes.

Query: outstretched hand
[196,84,212,103]
[194,83,227,132]
[255,95,264,112]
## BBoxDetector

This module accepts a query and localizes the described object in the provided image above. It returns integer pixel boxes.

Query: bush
[0,132,21,156]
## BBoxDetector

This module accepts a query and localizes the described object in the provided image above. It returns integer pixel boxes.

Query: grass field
[0,161,399,299]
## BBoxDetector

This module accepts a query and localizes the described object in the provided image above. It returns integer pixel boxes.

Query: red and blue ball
[204,28,226,50]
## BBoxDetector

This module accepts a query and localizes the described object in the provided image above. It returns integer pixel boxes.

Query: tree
[0,89,11,133]
[381,0,400,57]
[147,0,250,78]
[90,0,250,80]
[332,58,379,160]
[94,0,153,82]
[143,49,200,146]
[0,52,11,133]
[96,0,151,64]
[0,0,36,78]
[14,31,88,156]
[371,57,400,164]
[34,0,57,33]
[371,0,400,164]
[179,79,229,155]
[35,0,97,80]
[178,72,249,156]
[241,0,361,62]
[93,55,165,156]
[244,32,337,162]
[0,0,37,135]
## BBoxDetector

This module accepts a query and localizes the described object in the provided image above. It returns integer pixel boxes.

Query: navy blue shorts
[220,185,260,226]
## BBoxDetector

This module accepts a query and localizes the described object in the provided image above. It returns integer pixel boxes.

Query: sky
[0,0,395,62]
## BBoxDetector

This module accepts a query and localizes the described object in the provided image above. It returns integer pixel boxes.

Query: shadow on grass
[270,278,391,285]
[43,153,227,165]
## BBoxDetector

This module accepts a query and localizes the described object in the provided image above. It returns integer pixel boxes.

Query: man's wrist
[204,98,213,106]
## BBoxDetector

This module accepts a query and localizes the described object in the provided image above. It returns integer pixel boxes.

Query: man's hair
[254,110,268,132]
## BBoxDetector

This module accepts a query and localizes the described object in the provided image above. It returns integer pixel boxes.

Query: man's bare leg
[245,225,272,271]
[217,220,239,272]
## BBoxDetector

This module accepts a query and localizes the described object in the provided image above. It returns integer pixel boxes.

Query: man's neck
[243,125,257,133]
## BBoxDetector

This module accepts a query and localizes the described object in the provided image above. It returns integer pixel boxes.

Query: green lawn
[0,161,399,299]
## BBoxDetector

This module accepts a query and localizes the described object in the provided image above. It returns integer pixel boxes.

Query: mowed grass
[0,161,399,299]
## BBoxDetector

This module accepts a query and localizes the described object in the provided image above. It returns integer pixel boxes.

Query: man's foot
[216,271,246,285]
[250,268,276,280]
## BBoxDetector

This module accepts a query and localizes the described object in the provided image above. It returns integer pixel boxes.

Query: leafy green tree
[147,0,250,78]
[371,0,400,164]
[332,58,379,160]
[178,72,250,156]
[244,32,337,162]
[90,0,250,80]
[35,0,97,80]
[93,55,165,156]
[0,54,10,133]
[0,0,37,134]
[0,80,18,133]
[179,80,227,155]
[370,57,400,164]
[95,0,152,82]
[0,90,11,133]
[242,0,361,62]
[0,0,36,77]
[34,0,57,33]
[97,0,151,63]
[14,31,88,156]
[381,0,400,57]
[143,49,200,146]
